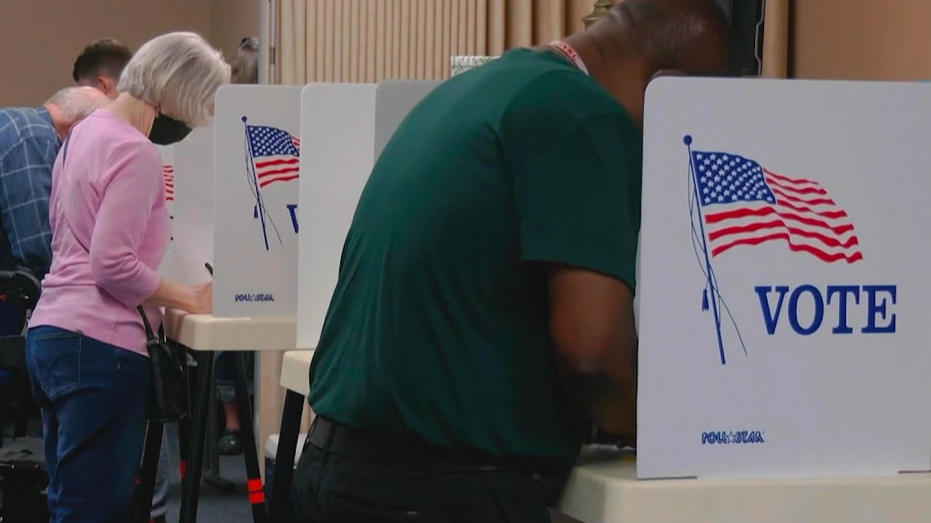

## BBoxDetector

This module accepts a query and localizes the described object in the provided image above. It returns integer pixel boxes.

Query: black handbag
[138,306,190,422]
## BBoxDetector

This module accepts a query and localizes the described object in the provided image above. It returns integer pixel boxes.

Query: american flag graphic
[692,150,863,264]
[163,165,175,202]
[245,125,300,188]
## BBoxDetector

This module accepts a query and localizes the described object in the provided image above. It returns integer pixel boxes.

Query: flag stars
[692,151,781,207]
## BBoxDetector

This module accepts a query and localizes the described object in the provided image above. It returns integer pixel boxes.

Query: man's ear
[99,77,119,100]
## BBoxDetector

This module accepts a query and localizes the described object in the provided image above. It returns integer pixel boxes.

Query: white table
[273,349,931,523]
[163,309,296,351]
[163,310,296,523]
[278,349,313,395]
[560,447,931,523]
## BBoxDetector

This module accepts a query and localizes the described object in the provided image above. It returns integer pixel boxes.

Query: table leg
[131,421,164,523]
[233,350,267,523]
[178,415,191,482]
[178,351,195,486]
[267,390,305,522]
[179,351,215,523]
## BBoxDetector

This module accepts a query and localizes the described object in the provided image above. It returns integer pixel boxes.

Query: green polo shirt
[308,47,642,463]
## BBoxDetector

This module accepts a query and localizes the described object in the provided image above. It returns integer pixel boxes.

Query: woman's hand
[186,281,213,314]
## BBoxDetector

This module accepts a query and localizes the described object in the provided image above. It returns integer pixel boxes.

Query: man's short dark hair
[72,38,133,82]
[612,0,740,76]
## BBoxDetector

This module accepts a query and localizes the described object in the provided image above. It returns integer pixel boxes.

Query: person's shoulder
[106,135,161,170]
[78,112,160,165]
[498,52,636,132]
[0,108,57,143]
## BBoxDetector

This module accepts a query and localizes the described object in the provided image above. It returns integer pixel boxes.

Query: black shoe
[218,428,244,456]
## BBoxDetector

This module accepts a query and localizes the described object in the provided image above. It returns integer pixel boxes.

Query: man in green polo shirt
[293,0,738,521]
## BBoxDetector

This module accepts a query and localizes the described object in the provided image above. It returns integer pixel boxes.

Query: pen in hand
[205,262,213,276]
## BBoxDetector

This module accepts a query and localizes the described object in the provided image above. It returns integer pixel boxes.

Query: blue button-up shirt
[0,107,61,280]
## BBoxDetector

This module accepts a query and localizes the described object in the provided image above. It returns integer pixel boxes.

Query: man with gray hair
[0,86,109,279]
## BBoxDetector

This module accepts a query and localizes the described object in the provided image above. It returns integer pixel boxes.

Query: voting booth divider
[170,126,216,287]
[154,145,176,281]
[295,83,377,350]
[637,78,931,482]
[296,80,440,350]
[213,86,304,319]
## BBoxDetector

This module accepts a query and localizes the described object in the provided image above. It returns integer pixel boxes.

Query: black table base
[266,389,306,521]
[179,350,267,523]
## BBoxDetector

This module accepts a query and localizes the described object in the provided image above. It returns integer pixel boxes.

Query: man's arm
[549,266,636,382]
[88,140,164,308]
[0,137,58,278]
[509,103,643,438]
[550,265,638,438]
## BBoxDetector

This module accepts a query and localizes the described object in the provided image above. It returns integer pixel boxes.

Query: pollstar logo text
[701,430,765,445]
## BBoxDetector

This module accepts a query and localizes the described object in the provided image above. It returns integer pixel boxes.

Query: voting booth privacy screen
[637,77,931,480]
[155,145,176,280]
[296,84,377,349]
[214,85,304,318]
[296,81,440,349]
[374,81,440,159]
[169,126,215,287]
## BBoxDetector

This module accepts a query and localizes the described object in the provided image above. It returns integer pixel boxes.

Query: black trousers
[291,418,572,523]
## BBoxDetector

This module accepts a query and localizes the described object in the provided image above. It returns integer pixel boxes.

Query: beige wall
[276,0,597,84]
[792,0,931,81]
[0,0,259,107]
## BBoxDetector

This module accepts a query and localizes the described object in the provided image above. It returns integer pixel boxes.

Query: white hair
[118,32,231,128]
[45,86,109,122]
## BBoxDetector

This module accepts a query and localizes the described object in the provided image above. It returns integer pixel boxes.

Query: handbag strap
[60,133,161,344]
[137,305,158,341]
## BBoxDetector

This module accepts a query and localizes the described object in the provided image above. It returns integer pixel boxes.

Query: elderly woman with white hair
[25,32,230,522]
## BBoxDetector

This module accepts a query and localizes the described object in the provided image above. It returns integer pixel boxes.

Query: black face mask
[149,113,192,145]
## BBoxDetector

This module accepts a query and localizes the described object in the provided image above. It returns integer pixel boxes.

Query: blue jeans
[26,326,150,523]
[151,425,171,519]
[215,350,254,404]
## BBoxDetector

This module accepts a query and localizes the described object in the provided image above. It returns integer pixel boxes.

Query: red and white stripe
[703,170,862,264]
[163,165,175,202]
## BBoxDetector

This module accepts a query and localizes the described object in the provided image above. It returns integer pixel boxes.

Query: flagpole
[685,135,727,365]
[243,116,270,251]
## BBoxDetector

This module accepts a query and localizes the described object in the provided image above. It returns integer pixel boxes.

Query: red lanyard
[549,40,589,76]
